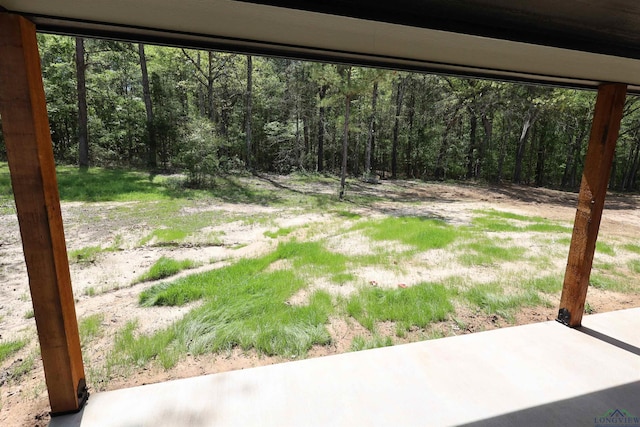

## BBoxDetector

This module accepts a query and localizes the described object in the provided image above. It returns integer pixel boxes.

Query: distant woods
[4,34,640,191]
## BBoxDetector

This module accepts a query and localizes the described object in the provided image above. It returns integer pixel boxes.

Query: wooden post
[0,13,87,414]
[558,83,627,327]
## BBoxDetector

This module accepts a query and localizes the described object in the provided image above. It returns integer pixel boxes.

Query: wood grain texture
[559,83,627,327]
[0,12,86,414]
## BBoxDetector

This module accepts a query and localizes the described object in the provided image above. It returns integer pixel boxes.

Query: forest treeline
[2,34,640,191]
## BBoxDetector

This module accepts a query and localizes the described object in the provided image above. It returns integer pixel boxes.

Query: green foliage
[0,339,27,364]
[346,283,456,333]
[177,119,222,187]
[24,309,34,319]
[134,257,199,283]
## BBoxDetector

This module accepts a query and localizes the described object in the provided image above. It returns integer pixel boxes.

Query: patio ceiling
[3,1,640,91]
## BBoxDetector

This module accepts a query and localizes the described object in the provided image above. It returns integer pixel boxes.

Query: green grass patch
[134,257,199,283]
[459,241,526,266]
[353,217,459,252]
[350,335,393,351]
[10,352,35,381]
[524,275,563,294]
[264,227,295,239]
[69,245,104,263]
[346,283,456,333]
[119,243,346,367]
[0,339,27,364]
[623,244,640,255]
[464,282,545,321]
[628,260,640,274]
[472,210,570,233]
[55,166,180,202]
[332,210,362,220]
[79,314,104,347]
[590,273,630,292]
[595,241,615,256]
[24,309,34,319]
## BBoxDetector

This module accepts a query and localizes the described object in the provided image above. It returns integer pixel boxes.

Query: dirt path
[2,178,640,426]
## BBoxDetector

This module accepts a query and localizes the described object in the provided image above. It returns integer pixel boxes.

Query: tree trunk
[197,52,205,117]
[365,81,378,178]
[207,51,215,123]
[75,37,89,169]
[513,109,538,184]
[466,107,477,179]
[245,55,253,171]
[479,112,492,179]
[339,68,352,200]
[406,88,416,178]
[317,84,328,172]
[138,43,157,170]
[561,125,577,188]
[391,77,405,179]
[535,124,547,186]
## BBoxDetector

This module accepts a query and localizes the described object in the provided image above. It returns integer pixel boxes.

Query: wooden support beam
[558,83,627,327]
[0,13,87,414]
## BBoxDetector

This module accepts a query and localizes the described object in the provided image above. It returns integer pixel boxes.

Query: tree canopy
[3,34,640,191]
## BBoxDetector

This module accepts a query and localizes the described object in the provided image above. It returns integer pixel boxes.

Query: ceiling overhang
[3,1,640,92]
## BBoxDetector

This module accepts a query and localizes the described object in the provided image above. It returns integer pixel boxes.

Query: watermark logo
[595,409,640,427]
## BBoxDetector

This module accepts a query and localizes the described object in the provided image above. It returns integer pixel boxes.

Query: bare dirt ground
[2,177,640,426]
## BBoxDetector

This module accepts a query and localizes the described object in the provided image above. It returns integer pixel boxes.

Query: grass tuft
[134,257,199,283]
[0,339,27,364]
[464,282,544,321]
[79,314,104,347]
[346,283,456,333]
[353,217,459,252]
[350,335,393,351]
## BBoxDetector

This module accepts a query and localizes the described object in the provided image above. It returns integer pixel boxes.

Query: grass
[69,236,122,264]
[69,245,104,263]
[264,227,295,239]
[350,335,393,351]
[464,282,546,322]
[459,240,527,266]
[10,352,35,381]
[24,309,34,319]
[79,314,104,347]
[0,339,27,364]
[589,273,630,292]
[524,275,563,294]
[353,217,460,252]
[471,210,571,233]
[133,257,199,283]
[628,260,640,274]
[345,283,456,334]
[623,244,640,254]
[110,242,346,369]
[595,241,615,256]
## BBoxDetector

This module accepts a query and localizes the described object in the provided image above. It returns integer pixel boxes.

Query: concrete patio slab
[50,308,640,427]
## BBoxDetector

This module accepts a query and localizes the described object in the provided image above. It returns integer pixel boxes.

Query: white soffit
[3,0,640,90]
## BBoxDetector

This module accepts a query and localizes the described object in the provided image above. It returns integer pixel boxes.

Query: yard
[2,165,640,426]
